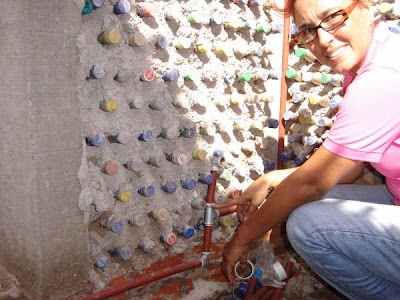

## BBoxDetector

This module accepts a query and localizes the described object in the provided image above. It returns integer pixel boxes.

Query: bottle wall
[77,0,393,292]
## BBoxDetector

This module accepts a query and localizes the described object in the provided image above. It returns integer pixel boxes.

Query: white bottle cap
[273,261,287,281]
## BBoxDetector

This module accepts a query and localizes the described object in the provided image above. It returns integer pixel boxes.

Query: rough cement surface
[0,0,88,299]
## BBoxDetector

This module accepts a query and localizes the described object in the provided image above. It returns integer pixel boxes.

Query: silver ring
[234,260,255,280]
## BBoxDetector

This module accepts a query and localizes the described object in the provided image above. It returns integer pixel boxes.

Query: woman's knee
[286,201,327,252]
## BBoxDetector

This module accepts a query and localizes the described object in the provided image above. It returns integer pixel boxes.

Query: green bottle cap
[185,72,199,81]
[285,69,296,79]
[321,74,331,84]
[238,71,252,82]
[82,0,93,15]
[295,48,307,58]
[188,14,195,23]
[219,170,232,181]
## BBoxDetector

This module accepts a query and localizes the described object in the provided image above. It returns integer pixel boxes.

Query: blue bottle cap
[268,71,279,80]
[198,173,213,185]
[89,65,106,79]
[114,0,130,14]
[138,130,152,142]
[181,178,197,190]
[139,186,155,197]
[288,134,300,143]
[182,127,197,138]
[162,69,179,81]
[292,94,304,103]
[306,136,317,145]
[294,156,305,166]
[116,246,132,260]
[110,220,123,233]
[290,24,298,35]
[283,111,294,121]
[279,151,292,162]
[238,282,249,296]
[223,76,232,84]
[91,0,105,8]
[194,218,205,231]
[251,0,263,6]
[94,255,108,268]
[390,27,400,34]
[209,14,223,25]
[266,118,279,128]
[264,160,276,170]
[254,46,264,57]
[234,168,245,177]
[179,226,195,238]
[254,268,262,279]
[213,149,224,157]
[87,133,105,147]
[157,36,169,49]
[161,182,177,193]
[329,98,340,108]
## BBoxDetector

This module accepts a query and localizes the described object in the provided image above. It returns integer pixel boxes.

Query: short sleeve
[323,66,400,163]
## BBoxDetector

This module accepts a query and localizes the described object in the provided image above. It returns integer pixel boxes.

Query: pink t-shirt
[323,22,400,205]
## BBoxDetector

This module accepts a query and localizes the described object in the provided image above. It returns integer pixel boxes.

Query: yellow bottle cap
[299,115,316,125]
[105,99,118,111]
[118,191,132,202]
[309,95,321,105]
[197,43,212,52]
[219,215,232,226]
[104,29,121,44]
[193,147,207,160]
[379,2,392,14]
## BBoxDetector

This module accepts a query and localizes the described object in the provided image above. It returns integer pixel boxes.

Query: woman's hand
[221,232,251,285]
[212,169,295,222]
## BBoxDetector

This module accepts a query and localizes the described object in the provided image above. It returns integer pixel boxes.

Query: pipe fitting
[204,204,214,226]
[211,156,225,171]
[204,204,220,226]
[200,252,211,267]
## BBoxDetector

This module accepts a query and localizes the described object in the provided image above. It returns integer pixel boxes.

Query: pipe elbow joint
[211,156,225,171]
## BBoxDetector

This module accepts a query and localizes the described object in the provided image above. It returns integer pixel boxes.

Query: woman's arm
[221,145,364,283]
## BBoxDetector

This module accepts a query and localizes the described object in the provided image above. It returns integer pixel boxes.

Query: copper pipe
[277,0,290,170]
[79,260,202,300]
[260,288,276,300]
[250,286,271,300]
[81,168,221,299]
[203,170,218,253]
[266,261,295,300]
[244,276,258,300]
[203,226,213,253]
[206,170,218,204]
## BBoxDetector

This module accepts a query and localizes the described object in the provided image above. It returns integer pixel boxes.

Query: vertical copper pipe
[203,226,213,253]
[244,276,258,300]
[206,170,218,204]
[277,0,290,170]
[203,170,218,253]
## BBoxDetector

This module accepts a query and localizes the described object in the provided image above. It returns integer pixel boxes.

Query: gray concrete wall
[0,1,88,299]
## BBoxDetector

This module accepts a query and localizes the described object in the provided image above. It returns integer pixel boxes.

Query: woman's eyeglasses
[291,0,359,46]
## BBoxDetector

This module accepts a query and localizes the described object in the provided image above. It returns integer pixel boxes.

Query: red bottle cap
[103,161,118,175]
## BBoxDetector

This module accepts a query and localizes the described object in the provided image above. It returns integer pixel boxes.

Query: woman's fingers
[210,197,243,209]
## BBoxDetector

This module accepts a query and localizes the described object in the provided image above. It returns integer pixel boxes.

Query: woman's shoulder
[369,22,400,72]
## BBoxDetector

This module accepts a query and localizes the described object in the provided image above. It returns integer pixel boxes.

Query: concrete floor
[0,240,346,300]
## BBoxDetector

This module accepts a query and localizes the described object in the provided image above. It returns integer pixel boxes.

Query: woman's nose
[317,27,335,47]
